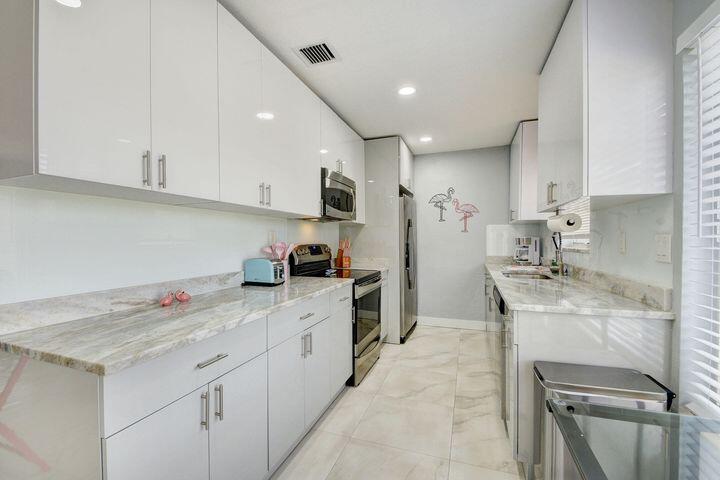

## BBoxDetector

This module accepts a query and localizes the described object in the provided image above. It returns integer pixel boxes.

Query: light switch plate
[655,234,671,263]
[619,231,627,255]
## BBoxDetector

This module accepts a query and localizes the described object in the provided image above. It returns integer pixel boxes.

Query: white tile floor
[271,326,523,480]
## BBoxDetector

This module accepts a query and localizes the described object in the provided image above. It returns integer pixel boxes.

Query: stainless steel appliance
[494,286,516,454]
[289,244,382,386]
[533,361,675,480]
[243,258,285,286]
[400,191,417,343]
[319,168,356,221]
[514,236,541,265]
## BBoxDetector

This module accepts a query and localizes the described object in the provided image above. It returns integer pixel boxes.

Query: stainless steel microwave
[320,167,356,221]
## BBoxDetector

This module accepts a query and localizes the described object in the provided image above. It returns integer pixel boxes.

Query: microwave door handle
[350,186,357,219]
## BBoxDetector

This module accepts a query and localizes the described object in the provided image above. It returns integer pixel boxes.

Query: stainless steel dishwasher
[494,285,517,458]
[532,361,675,480]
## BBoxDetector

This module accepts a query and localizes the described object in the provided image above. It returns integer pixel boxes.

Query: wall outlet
[619,231,627,255]
[655,234,672,263]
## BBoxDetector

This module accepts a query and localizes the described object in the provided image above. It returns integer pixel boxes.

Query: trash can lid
[534,361,668,402]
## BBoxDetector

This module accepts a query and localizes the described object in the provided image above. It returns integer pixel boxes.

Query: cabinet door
[37,0,151,189]
[329,307,353,395]
[347,129,366,224]
[320,104,343,172]
[399,138,414,192]
[261,48,321,216]
[537,0,584,211]
[304,319,332,425]
[381,280,389,341]
[509,126,521,222]
[151,0,219,200]
[218,5,265,208]
[105,386,209,480]
[268,333,305,468]
[210,354,268,480]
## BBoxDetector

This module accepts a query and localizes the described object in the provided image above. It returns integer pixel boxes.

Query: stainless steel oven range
[289,244,382,386]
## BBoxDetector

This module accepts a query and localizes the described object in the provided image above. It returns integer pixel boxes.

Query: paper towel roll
[547,213,582,233]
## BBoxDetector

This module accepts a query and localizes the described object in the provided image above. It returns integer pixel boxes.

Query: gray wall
[415,147,509,326]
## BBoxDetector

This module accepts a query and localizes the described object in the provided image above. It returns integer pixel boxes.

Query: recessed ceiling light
[420,136,432,142]
[367,180,375,183]
[398,86,416,96]
[320,149,328,154]
[56,0,82,7]
[256,112,274,120]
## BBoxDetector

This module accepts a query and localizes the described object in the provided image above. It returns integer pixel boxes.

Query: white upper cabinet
[537,0,672,212]
[399,138,414,193]
[150,0,219,200]
[218,4,265,208]
[509,121,548,222]
[37,0,152,189]
[261,47,321,217]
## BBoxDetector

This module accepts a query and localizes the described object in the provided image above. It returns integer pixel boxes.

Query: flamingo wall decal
[452,198,480,233]
[428,187,454,222]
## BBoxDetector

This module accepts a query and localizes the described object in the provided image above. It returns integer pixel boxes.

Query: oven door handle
[355,278,382,298]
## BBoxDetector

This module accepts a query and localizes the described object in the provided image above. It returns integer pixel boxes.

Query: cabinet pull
[488,297,493,312]
[546,182,551,204]
[266,184,272,207]
[214,384,224,421]
[299,312,314,321]
[549,182,557,204]
[158,154,167,189]
[301,334,306,358]
[509,209,515,221]
[196,353,229,369]
[201,391,209,430]
[142,150,151,186]
[339,296,350,302]
[308,332,313,355]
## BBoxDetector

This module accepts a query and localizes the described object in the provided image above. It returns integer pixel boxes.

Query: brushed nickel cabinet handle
[308,331,313,355]
[214,384,224,421]
[196,353,229,369]
[266,184,272,207]
[509,209,515,221]
[299,312,314,321]
[259,182,265,205]
[339,296,350,302]
[158,154,167,189]
[201,391,209,429]
[142,150,151,186]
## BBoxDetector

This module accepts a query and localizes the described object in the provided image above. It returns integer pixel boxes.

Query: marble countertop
[485,264,674,320]
[0,276,353,376]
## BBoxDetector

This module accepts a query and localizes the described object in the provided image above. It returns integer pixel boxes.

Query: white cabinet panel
[510,121,547,221]
[37,0,151,189]
[218,4,265,208]
[261,48,321,216]
[329,307,353,395]
[268,332,305,468]
[210,354,268,480]
[105,386,210,480]
[537,0,584,211]
[151,0,219,200]
[305,319,332,424]
[399,138,414,192]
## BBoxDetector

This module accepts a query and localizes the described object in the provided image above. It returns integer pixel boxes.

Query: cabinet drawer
[102,317,267,437]
[268,294,329,348]
[330,286,353,314]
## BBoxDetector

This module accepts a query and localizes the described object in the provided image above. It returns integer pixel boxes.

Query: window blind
[682,23,720,419]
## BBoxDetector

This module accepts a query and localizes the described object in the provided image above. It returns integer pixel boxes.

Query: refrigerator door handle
[405,219,413,289]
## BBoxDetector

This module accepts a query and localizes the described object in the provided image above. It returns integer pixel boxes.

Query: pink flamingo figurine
[160,291,174,307]
[452,198,480,233]
[175,290,192,303]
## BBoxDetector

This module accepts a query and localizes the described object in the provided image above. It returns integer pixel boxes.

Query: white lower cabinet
[329,307,353,394]
[210,354,268,480]
[268,332,306,468]
[105,353,268,480]
[104,385,210,480]
[305,319,332,423]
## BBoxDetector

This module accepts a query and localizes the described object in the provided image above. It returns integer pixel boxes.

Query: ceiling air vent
[295,42,339,66]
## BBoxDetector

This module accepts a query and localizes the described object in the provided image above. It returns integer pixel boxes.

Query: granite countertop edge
[485,264,675,320]
[0,278,354,376]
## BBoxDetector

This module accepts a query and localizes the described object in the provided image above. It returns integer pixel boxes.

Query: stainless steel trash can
[532,361,674,480]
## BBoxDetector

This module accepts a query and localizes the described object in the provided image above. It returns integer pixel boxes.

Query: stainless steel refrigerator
[400,192,418,342]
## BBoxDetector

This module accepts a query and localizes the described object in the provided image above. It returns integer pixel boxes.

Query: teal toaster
[244,258,285,286]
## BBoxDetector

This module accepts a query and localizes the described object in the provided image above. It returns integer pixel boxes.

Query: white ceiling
[222,0,570,155]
